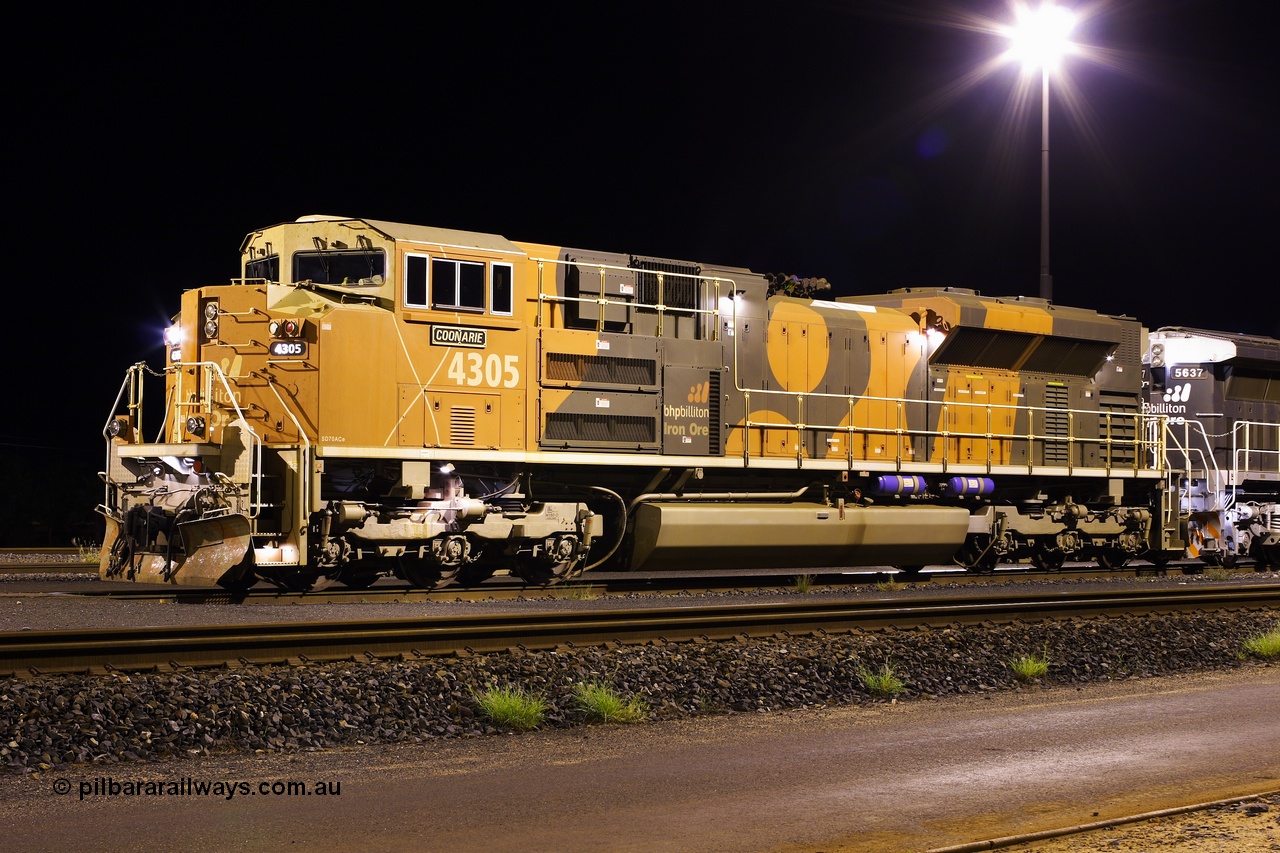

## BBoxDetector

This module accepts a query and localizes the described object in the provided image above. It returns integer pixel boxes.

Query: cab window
[434,259,485,311]
[246,255,280,282]
[491,263,513,315]
[293,250,386,286]
[404,253,509,314]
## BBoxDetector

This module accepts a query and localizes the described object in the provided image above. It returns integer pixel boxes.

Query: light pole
[1006,4,1076,303]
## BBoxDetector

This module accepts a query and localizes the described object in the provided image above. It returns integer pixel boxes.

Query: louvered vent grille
[707,371,721,453]
[633,258,701,310]
[1043,386,1070,464]
[450,407,476,446]
[545,353,656,386]
[545,413,655,444]
[1099,394,1138,466]
[1115,324,1140,371]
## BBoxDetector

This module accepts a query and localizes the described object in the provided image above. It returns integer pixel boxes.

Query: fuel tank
[629,502,970,571]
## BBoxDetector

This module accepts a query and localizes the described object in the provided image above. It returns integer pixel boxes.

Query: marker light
[269,318,303,338]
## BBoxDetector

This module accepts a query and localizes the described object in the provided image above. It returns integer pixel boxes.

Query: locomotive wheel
[958,536,998,574]
[455,565,496,588]
[399,556,444,589]
[340,573,378,589]
[513,557,556,586]
[1248,538,1268,571]
[1220,552,1239,569]
[1199,552,1223,568]
[1095,548,1129,571]
[514,534,583,586]
[217,570,258,592]
[338,561,380,589]
[1031,539,1065,572]
[1137,549,1175,576]
[280,573,334,592]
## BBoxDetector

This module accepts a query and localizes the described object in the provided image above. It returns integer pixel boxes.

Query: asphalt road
[2,668,1277,852]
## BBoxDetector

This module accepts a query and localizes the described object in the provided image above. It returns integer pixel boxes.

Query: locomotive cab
[1145,328,1280,567]
[100,216,600,590]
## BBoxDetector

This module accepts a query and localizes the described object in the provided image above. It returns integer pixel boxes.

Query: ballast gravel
[2,606,1277,773]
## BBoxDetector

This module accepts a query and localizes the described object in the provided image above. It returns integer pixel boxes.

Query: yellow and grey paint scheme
[98,217,1175,589]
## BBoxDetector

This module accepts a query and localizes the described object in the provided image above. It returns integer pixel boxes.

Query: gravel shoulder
[2,568,1278,850]
[0,669,1277,852]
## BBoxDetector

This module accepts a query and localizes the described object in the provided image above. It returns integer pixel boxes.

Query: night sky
[5,1,1277,542]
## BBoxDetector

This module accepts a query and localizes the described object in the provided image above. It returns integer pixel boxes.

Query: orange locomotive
[98,216,1172,589]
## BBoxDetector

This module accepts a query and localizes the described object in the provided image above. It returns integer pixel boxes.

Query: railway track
[3,583,1277,678]
[0,547,97,574]
[3,559,1272,598]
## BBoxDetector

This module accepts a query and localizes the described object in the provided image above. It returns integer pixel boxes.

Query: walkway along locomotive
[96,216,1278,589]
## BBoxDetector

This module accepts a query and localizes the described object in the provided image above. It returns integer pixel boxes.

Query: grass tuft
[1204,568,1232,581]
[1009,645,1051,682]
[559,583,599,601]
[875,579,904,593]
[73,538,102,564]
[1243,626,1280,660]
[857,660,906,698]
[794,574,815,594]
[573,681,648,724]
[470,684,547,731]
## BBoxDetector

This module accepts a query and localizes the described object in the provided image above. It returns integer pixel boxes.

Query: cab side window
[433,259,485,311]
[491,263,513,315]
[404,253,510,314]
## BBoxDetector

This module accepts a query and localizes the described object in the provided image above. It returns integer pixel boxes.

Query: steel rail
[0,562,99,573]
[6,561,1271,598]
[2,585,1277,678]
[0,548,82,556]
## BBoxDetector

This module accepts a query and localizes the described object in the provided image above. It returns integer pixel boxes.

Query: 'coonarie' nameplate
[430,325,486,348]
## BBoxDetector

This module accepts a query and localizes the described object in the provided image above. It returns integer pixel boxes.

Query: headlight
[201,300,220,341]
[186,416,206,437]
[163,325,183,346]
